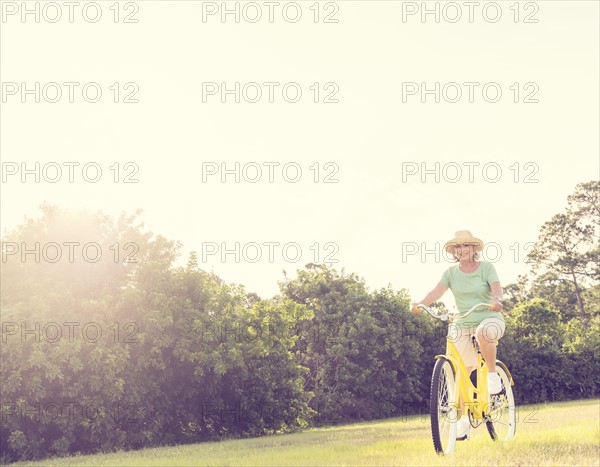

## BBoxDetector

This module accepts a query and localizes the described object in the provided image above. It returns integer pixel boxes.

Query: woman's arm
[411,283,448,313]
[490,281,504,312]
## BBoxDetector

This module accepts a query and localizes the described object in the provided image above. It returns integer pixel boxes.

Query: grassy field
[10,399,600,467]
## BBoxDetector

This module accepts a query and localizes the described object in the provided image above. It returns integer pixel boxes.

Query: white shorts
[447,318,506,369]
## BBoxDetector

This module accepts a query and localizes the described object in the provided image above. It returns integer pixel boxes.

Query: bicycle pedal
[489,393,507,411]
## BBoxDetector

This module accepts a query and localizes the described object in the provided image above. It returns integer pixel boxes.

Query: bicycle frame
[435,338,490,422]
[420,302,517,452]
[421,302,514,421]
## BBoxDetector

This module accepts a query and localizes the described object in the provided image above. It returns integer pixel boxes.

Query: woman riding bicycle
[411,230,505,440]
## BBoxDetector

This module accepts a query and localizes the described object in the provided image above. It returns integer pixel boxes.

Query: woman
[411,230,505,440]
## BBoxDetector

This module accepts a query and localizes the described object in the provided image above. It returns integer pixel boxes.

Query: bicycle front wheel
[430,358,457,455]
[486,365,516,441]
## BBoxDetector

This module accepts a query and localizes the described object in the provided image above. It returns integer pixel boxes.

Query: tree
[567,181,600,284]
[567,180,600,228]
[499,299,570,403]
[0,206,314,463]
[530,272,581,322]
[502,274,532,313]
[279,264,432,423]
[528,181,599,323]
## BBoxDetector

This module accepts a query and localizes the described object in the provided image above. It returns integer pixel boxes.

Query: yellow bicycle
[418,302,516,455]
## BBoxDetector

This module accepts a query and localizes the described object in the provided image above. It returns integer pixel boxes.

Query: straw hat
[444,230,484,254]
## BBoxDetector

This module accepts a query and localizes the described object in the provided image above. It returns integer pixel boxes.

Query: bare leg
[476,332,497,372]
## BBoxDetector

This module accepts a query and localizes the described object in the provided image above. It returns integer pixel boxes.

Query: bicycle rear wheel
[486,365,516,441]
[430,358,457,455]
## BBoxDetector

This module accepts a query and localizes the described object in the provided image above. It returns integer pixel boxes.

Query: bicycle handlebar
[416,302,491,322]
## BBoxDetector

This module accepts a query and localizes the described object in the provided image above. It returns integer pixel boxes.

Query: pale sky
[1,1,598,309]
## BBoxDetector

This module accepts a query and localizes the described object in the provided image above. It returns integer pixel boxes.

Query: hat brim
[444,237,484,254]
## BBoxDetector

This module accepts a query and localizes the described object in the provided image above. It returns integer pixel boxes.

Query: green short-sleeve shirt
[440,261,504,329]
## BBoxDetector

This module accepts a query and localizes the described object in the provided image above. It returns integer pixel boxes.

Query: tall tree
[528,181,599,323]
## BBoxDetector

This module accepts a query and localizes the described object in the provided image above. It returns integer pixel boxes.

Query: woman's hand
[490,299,504,312]
[411,284,448,315]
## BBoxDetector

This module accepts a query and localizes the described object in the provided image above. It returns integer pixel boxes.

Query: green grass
[10,399,600,467]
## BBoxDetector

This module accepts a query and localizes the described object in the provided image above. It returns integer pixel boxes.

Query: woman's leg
[475,318,505,371]
[477,338,497,372]
[476,318,506,396]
